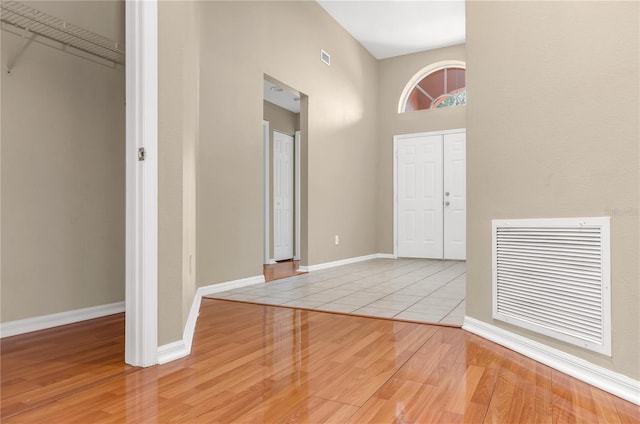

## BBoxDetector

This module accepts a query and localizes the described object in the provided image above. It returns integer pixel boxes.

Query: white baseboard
[199,274,266,297]
[463,316,640,405]
[157,275,265,364]
[298,253,396,273]
[157,340,187,364]
[0,302,125,338]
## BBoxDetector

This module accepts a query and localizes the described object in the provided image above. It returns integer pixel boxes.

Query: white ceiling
[316,0,465,60]
[264,80,301,113]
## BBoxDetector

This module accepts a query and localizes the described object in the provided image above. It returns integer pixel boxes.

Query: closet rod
[1,1,125,68]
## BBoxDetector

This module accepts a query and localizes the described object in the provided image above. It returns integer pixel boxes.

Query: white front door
[396,134,443,258]
[273,131,294,261]
[443,132,466,260]
[395,130,466,260]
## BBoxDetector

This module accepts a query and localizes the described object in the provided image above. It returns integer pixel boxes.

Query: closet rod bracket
[6,20,33,74]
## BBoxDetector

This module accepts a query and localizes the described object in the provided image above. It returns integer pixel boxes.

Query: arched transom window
[399,61,466,113]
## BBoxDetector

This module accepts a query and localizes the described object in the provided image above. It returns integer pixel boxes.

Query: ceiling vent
[320,49,331,66]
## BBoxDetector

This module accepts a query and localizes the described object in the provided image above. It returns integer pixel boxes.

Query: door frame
[263,120,271,264]
[125,0,158,367]
[393,128,466,259]
[294,130,301,260]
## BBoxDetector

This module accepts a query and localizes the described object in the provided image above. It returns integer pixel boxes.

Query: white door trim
[393,138,398,258]
[263,120,270,264]
[294,130,301,260]
[393,128,466,259]
[125,0,158,367]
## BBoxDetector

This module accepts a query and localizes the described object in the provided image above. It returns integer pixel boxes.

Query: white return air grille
[492,217,610,356]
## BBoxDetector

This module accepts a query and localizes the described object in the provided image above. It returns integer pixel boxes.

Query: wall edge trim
[376,253,396,259]
[0,302,125,338]
[157,275,265,364]
[462,316,640,405]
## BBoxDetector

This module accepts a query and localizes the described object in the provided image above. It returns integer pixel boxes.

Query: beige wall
[263,100,299,260]
[1,1,125,322]
[376,45,466,253]
[466,1,639,379]
[196,1,379,287]
[158,1,200,345]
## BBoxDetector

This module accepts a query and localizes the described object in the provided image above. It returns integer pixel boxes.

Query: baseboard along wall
[463,316,640,406]
[0,302,126,338]
[157,274,265,364]
[297,253,396,273]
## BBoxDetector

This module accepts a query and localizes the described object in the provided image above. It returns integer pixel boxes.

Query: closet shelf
[1,1,124,65]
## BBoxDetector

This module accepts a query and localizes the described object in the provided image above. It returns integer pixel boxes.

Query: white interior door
[396,135,443,258]
[443,132,466,260]
[273,131,294,261]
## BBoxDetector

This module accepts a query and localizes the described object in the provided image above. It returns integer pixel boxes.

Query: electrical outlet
[335,235,340,245]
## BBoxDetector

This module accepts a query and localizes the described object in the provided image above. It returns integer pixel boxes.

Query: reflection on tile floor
[207,258,466,326]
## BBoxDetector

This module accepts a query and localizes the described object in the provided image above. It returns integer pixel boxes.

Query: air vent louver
[320,49,331,66]
[492,217,610,355]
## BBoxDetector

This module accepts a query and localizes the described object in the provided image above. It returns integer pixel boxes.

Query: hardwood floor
[1,299,638,423]
[264,259,305,282]
[0,313,134,420]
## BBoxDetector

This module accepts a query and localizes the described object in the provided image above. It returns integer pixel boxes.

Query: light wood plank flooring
[0,313,133,420]
[1,299,638,423]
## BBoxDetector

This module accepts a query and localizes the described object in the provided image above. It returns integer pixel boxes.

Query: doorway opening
[263,260,305,282]
[262,76,307,281]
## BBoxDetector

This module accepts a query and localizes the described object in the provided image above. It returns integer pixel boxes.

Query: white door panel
[444,133,466,260]
[397,135,443,258]
[274,131,294,261]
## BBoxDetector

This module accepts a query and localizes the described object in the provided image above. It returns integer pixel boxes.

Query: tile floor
[207,258,466,325]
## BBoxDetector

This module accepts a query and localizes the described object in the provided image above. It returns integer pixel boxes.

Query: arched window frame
[398,60,466,113]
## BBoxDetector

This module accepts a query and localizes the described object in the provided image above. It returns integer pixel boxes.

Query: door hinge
[138,147,146,161]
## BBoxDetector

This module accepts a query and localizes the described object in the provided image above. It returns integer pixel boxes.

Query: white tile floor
[208,258,466,326]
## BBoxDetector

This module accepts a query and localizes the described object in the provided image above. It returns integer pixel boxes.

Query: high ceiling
[316,0,465,60]
[264,1,466,112]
